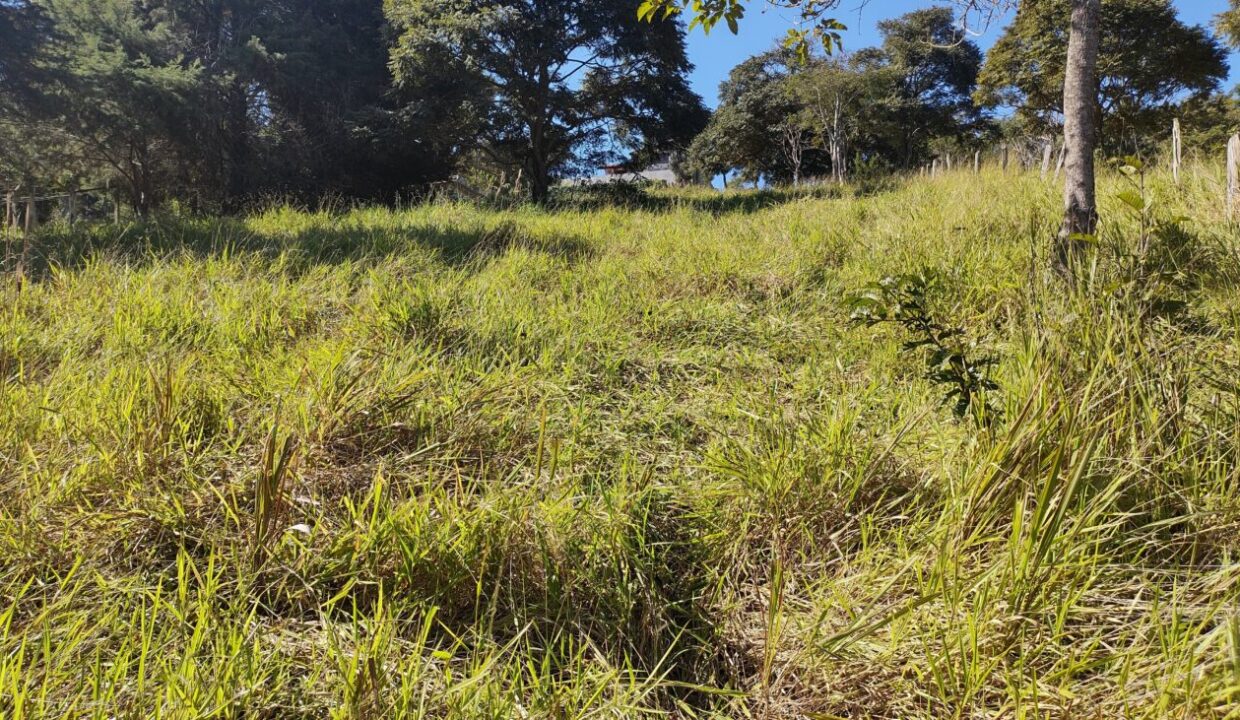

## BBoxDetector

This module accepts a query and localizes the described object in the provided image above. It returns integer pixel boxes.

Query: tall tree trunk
[1055,0,1103,277]
[225,78,250,211]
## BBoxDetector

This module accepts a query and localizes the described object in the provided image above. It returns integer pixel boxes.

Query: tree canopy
[386,0,708,203]
[976,0,1228,152]
[683,7,988,185]
[3,0,703,212]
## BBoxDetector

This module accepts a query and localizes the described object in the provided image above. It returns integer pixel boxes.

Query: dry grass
[2,166,1239,718]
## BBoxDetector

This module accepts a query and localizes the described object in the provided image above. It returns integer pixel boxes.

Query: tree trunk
[528,161,551,205]
[225,77,250,211]
[1055,0,1103,277]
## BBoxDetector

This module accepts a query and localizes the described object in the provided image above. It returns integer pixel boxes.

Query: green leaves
[637,0,847,56]
[846,271,1002,422]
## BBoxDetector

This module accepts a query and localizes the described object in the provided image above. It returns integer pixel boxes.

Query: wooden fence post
[1040,140,1054,179]
[24,189,36,235]
[931,159,939,177]
[3,190,12,273]
[1054,140,1066,180]
[17,187,36,290]
[1001,144,1009,173]
[1227,133,1240,220]
[974,150,981,174]
[1172,118,1183,185]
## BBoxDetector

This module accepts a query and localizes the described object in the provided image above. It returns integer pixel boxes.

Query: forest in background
[3,0,1240,216]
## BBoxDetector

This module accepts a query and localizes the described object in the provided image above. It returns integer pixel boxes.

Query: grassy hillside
[3,168,1240,718]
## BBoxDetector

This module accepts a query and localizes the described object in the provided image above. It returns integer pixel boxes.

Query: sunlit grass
[2,166,1239,718]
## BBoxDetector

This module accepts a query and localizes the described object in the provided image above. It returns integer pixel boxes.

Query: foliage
[1219,0,1240,48]
[386,0,707,204]
[0,0,489,212]
[637,0,847,58]
[685,7,989,184]
[976,0,1229,153]
[853,6,991,167]
[848,271,1001,420]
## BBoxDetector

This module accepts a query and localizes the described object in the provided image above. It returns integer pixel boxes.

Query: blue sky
[686,0,1240,106]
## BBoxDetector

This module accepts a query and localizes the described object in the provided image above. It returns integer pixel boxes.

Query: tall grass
[2,166,1239,718]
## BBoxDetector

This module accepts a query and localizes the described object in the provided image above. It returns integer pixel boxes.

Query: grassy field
[3,167,1240,718]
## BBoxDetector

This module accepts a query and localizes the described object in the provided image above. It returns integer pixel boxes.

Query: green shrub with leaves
[847,271,1001,421]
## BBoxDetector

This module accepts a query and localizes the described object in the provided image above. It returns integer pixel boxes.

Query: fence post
[17,187,36,290]
[24,189,36,235]
[68,188,78,227]
[3,190,12,273]
[1172,118,1182,185]
[931,159,939,177]
[1054,140,1066,180]
[1001,144,1009,173]
[974,150,981,174]
[1227,133,1240,220]
[946,153,953,172]
[1040,140,1054,179]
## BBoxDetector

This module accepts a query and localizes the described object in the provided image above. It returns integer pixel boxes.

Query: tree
[1220,1,1240,47]
[1058,0,1102,272]
[641,0,1116,280]
[786,58,897,183]
[977,0,1226,271]
[853,7,986,168]
[685,49,807,185]
[28,0,208,216]
[977,0,1228,154]
[387,0,706,204]
[161,0,459,206]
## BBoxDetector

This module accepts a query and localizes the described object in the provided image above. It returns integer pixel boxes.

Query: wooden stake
[974,151,981,174]
[1227,133,1240,220]
[24,190,36,235]
[1040,140,1054,179]
[3,190,12,273]
[17,188,36,290]
[1054,140,1067,180]
[1171,118,1182,185]
[1001,144,1010,173]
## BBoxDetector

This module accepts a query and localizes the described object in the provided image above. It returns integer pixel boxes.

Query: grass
[2,166,1240,718]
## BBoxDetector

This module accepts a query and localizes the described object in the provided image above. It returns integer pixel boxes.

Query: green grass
[2,166,1240,718]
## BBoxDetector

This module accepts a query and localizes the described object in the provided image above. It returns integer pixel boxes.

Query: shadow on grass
[547,182,853,215]
[14,215,595,280]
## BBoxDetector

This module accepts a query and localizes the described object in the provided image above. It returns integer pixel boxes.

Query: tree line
[0,0,709,214]
[3,0,1240,219]
[684,2,1236,188]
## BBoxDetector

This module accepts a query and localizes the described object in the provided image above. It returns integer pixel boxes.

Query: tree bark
[1055,0,1103,278]
[225,78,251,212]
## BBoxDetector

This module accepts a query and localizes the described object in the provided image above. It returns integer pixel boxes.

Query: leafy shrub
[847,271,1001,421]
